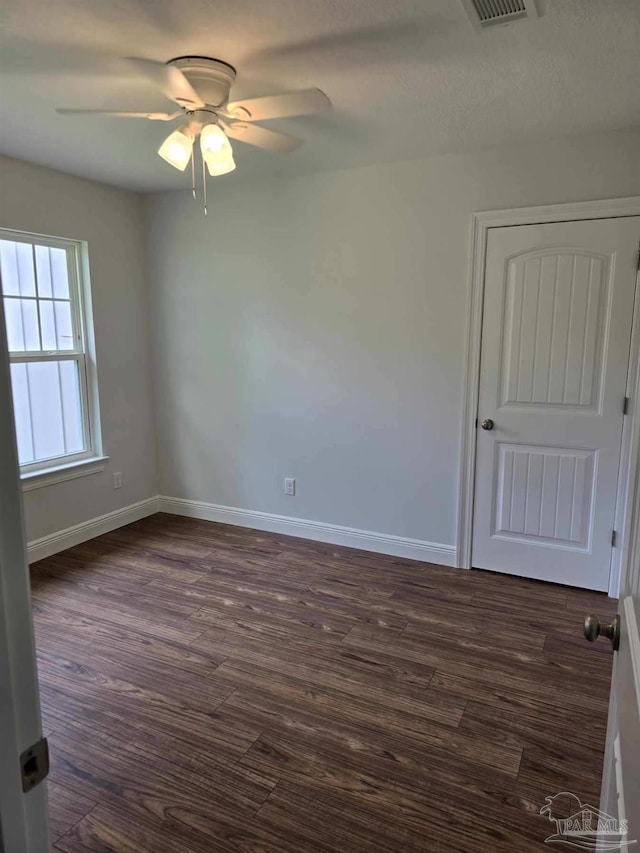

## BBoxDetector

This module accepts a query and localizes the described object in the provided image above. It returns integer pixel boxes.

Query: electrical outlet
[284,477,295,496]
[113,472,122,489]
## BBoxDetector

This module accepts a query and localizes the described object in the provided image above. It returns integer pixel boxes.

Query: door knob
[584,614,620,651]
[480,418,495,430]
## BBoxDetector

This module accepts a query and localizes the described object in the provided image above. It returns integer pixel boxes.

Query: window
[0,230,102,481]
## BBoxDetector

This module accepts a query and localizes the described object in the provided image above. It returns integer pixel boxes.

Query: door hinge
[20,736,49,793]
[611,530,617,548]
[623,396,629,415]
[475,417,478,429]
[637,244,640,272]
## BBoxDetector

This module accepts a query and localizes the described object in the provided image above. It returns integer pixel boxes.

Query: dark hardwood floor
[30,513,617,852]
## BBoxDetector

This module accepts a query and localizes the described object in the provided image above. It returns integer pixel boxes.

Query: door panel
[500,251,607,409]
[473,217,640,590]
[494,443,595,547]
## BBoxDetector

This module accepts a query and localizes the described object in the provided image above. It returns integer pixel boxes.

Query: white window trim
[20,454,110,492]
[0,228,104,481]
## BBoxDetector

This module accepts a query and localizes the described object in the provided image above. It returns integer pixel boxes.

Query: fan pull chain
[191,148,196,200]
[202,151,208,216]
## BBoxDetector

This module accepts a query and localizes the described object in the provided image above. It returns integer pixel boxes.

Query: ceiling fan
[57,56,332,211]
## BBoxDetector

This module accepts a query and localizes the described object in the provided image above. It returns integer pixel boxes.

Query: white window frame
[0,228,105,486]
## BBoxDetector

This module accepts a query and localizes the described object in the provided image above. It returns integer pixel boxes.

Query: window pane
[59,360,84,453]
[35,246,70,299]
[26,361,66,461]
[55,300,74,349]
[35,245,53,297]
[4,298,25,350]
[39,300,56,350]
[0,240,20,295]
[16,243,36,296]
[50,248,70,299]
[10,359,86,466]
[9,363,35,465]
[0,241,36,297]
[23,360,86,462]
[35,300,74,351]
[4,297,40,351]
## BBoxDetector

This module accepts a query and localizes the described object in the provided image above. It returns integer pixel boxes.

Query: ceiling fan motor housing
[184,110,222,136]
[169,57,237,107]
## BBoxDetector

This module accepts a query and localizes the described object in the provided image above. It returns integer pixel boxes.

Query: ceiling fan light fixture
[57,58,333,198]
[158,128,193,171]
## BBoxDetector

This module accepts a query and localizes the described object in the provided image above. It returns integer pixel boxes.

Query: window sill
[21,456,109,493]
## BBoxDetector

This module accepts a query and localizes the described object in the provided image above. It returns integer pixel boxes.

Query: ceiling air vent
[460,0,538,30]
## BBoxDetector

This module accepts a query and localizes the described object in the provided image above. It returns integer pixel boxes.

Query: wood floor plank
[343,624,612,712]
[458,701,606,780]
[47,781,97,844]
[240,726,527,828]
[517,745,605,803]
[48,729,276,816]
[41,684,263,768]
[37,643,226,710]
[399,595,546,651]
[213,653,465,729]
[54,804,235,853]
[32,514,614,852]
[430,670,609,749]
[193,624,437,697]
[34,615,224,676]
[32,591,204,644]
[222,684,510,792]
[306,575,400,599]
[211,665,519,775]
[257,777,547,853]
[191,597,355,639]
[54,791,344,853]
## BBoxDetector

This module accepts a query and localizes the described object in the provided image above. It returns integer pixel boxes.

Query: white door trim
[457,196,640,596]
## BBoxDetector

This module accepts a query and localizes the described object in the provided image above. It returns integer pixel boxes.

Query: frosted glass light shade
[204,151,236,176]
[200,123,229,155]
[200,123,235,176]
[158,130,193,171]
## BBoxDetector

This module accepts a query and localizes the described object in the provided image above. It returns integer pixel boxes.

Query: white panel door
[472,217,640,590]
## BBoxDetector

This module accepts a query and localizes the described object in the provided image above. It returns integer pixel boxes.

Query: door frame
[457,195,640,597]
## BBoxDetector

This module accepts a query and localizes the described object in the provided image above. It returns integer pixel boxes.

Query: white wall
[0,156,156,542]
[146,128,640,554]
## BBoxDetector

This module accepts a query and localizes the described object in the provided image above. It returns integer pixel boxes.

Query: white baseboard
[158,496,456,566]
[27,496,160,564]
[26,494,457,567]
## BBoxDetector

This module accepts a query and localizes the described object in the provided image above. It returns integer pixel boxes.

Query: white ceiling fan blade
[127,58,205,108]
[56,109,181,120]
[223,122,303,154]
[226,88,331,122]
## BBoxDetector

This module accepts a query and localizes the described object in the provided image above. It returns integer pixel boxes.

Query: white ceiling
[1,0,639,192]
